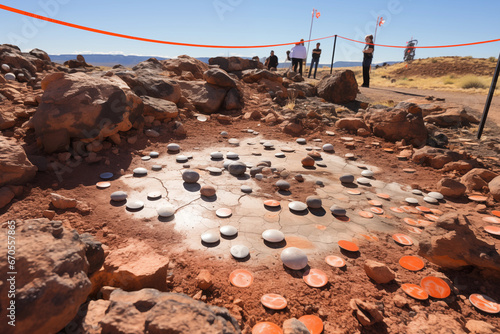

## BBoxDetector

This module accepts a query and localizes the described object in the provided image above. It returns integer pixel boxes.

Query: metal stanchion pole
[477,52,500,139]
[330,35,337,74]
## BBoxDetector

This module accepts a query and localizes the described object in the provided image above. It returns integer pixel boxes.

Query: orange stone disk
[401,206,420,214]
[420,276,451,299]
[424,214,439,222]
[338,240,359,252]
[264,200,281,208]
[469,294,500,314]
[406,226,423,234]
[390,207,405,213]
[399,256,425,271]
[393,233,413,246]
[491,210,500,218]
[377,193,391,200]
[484,225,500,236]
[358,211,374,218]
[370,207,384,215]
[483,216,500,224]
[325,255,346,268]
[404,217,418,226]
[298,315,324,334]
[303,269,329,288]
[252,322,283,334]
[402,283,429,300]
[416,206,432,213]
[96,181,111,189]
[229,269,254,288]
[261,294,287,310]
[368,200,383,207]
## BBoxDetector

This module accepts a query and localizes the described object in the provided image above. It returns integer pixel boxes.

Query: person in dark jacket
[362,34,374,87]
[308,42,321,79]
[266,50,279,70]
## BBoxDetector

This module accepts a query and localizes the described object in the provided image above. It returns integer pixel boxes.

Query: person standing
[308,42,322,79]
[266,50,279,70]
[290,39,307,75]
[362,35,374,88]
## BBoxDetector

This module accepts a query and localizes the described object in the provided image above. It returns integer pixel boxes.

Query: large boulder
[141,96,179,121]
[90,240,170,294]
[418,213,500,276]
[241,69,283,83]
[412,146,467,169]
[116,70,181,104]
[489,176,500,201]
[82,289,241,334]
[288,82,316,97]
[437,178,466,198]
[0,136,37,187]
[209,56,262,72]
[203,68,237,88]
[364,106,428,146]
[316,70,358,104]
[28,72,144,153]
[162,55,209,79]
[424,107,479,127]
[460,168,498,192]
[0,218,92,334]
[179,81,227,114]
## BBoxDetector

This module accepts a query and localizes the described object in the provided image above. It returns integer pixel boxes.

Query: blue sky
[1,0,499,64]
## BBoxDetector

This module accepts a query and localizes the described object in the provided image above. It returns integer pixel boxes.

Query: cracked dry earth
[4,117,500,334]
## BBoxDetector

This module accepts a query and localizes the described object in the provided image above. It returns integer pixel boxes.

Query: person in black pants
[362,35,374,88]
[290,39,307,75]
[308,42,321,79]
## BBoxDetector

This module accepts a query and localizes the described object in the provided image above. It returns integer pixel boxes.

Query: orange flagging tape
[337,35,500,49]
[2,4,500,49]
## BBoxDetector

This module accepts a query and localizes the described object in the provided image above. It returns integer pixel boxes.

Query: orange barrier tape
[0,4,334,48]
[337,35,500,49]
[1,4,499,49]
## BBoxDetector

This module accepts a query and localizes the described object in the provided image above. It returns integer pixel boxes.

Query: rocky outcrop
[437,178,466,198]
[460,168,498,192]
[418,213,500,276]
[489,176,500,201]
[241,69,283,83]
[142,96,179,121]
[82,289,241,334]
[90,240,170,294]
[0,44,38,79]
[179,81,227,114]
[209,56,262,72]
[316,70,358,104]
[424,106,479,127]
[203,68,237,88]
[335,117,368,133]
[0,218,92,334]
[0,136,37,187]
[162,55,209,79]
[364,104,428,146]
[116,69,181,104]
[412,146,467,169]
[28,72,144,153]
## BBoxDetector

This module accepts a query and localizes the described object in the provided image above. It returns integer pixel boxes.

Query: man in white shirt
[290,39,307,75]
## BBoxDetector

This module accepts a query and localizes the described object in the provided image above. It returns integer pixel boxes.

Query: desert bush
[460,75,488,89]
[463,56,473,60]
[489,56,498,63]
[443,76,455,85]
[431,59,438,63]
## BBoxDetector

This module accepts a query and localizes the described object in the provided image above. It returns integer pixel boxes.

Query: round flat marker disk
[417,206,432,213]
[399,256,425,271]
[338,240,359,252]
[469,195,488,202]
[261,294,287,310]
[264,200,281,208]
[406,226,423,234]
[370,207,384,215]
[359,211,374,218]
[347,189,361,195]
[482,216,500,224]
[229,269,253,288]
[484,225,500,236]
[325,255,346,268]
[393,233,413,246]
[298,315,324,334]
[491,210,500,218]
[100,172,113,180]
[96,181,111,189]
[420,276,451,299]
[216,208,232,218]
[252,322,283,334]
[401,206,420,214]
[390,207,405,213]
[302,268,328,288]
[368,200,383,207]
[402,283,429,300]
[377,193,391,200]
[469,294,500,314]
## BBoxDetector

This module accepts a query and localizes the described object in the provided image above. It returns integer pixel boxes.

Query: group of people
[264,34,374,87]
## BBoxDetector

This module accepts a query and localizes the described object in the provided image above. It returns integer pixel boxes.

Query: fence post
[477,52,500,139]
[330,35,337,74]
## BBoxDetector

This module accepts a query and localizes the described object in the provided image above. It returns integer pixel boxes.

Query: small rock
[283,318,310,334]
[301,156,315,167]
[276,180,291,191]
[43,210,56,220]
[50,193,77,209]
[340,174,355,183]
[182,169,200,183]
[294,174,304,182]
[196,269,213,290]
[200,185,216,197]
[306,196,322,209]
[350,299,384,327]
[393,295,408,308]
[308,150,321,159]
[465,320,496,334]
[330,205,346,216]
[364,260,396,284]
[127,136,138,144]
[228,162,247,176]
[323,143,334,152]
[437,178,466,198]
[145,129,160,138]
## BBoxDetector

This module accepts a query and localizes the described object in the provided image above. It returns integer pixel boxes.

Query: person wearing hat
[266,50,279,71]
[290,39,307,75]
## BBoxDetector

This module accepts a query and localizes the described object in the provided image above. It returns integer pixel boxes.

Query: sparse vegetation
[284,90,298,110]
[460,75,488,89]
[489,56,498,63]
